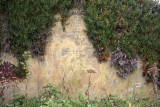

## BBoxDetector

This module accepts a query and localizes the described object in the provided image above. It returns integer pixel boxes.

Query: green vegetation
[0,1,159,105]
[83,0,160,81]
[2,84,160,107]
[84,0,160,64]
[0,0,77,78]
[0,0,159,89]
[0,15,1,38]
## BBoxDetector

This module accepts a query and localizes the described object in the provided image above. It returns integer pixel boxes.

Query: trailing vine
[0,0,77,79]
[83,0,160,85]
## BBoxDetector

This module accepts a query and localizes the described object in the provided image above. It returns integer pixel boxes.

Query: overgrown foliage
[0,23,1,63]
[0,0,77,78]
[2,84,160,107]
[83,0,160,78]
[0,0,160,88]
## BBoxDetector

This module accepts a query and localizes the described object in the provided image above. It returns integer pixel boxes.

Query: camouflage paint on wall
[1,9,156,100]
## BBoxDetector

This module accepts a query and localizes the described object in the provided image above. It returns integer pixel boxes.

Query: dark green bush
[84,0,160,63]
[0,0,159,82]
[0,16,2,54]
[0,0,77,78]
[83,0,160,78]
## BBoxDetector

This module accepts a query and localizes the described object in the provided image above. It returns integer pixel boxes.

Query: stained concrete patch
[75,40,80,45]
[61,33,75,39]
[113,79,117,86]
[79,54,86,58]
[61,48,70,56]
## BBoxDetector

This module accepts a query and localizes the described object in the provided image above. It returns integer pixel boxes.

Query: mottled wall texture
[1,9,156,100]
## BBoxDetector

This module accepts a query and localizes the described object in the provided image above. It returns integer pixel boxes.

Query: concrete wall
[1,9,156,100]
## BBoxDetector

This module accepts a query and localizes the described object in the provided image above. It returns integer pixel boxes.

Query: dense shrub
[83,0,160,77]
[0,0,159,85]
[0,0,77,78]
[0,16,2,54]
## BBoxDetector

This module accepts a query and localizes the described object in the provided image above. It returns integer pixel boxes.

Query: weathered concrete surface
[1,9,156,100]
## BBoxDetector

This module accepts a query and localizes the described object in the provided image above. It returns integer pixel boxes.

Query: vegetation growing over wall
[0,17,2,55]
[83,0,160,80]
[0,0,160,93]
[2,84,160,106]
[0,0,77,78]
